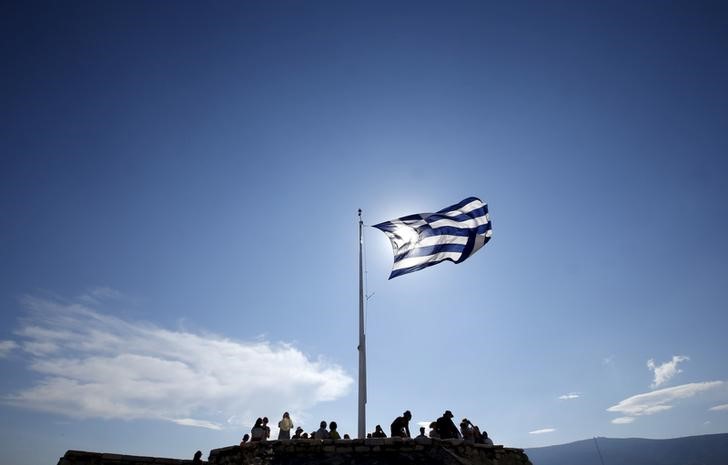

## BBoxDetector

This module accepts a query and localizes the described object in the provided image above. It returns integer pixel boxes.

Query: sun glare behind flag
[372,197,492,279]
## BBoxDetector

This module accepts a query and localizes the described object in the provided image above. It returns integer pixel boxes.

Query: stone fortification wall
[57,450,197,465]
[210,438,532,465]
[58,438,532,465]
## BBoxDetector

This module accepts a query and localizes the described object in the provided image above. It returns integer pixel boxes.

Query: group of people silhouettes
[240,410,494,446]
[366,410,493,445]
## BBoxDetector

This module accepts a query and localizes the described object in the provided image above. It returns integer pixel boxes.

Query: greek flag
[373,197,492,279]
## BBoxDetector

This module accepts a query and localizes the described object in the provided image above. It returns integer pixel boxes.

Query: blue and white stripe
[373,197,492,279]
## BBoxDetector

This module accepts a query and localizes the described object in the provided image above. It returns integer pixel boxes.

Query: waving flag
[373,197,492,279]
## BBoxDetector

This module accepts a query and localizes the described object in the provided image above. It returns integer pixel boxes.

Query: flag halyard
[373,197,492,279]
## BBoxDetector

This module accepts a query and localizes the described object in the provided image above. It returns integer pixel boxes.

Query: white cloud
[611,417,634,424]
[0,340,18,358]
[558,392,580,400]
[78,287,123,304]
[4,294,353,430]
[529,428,555,435]
[606,381,725,424]
[709,403,728,412]
[171,418,223,430]
[21,341,58,356]
[647,355,689,388]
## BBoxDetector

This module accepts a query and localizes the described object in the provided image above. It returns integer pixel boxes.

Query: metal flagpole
[357,209,367,438]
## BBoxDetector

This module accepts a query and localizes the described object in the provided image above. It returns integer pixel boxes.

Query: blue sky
[2,1,728,464]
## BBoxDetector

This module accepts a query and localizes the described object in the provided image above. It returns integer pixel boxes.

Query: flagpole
[358,209,367,438]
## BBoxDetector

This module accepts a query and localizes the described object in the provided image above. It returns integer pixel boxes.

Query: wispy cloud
[558,392,580,400]
[709,403,728,412]
[607,381,725,424]
[602,355,614,366]
[3,293,353,430]
[78,287,123,304]
[529,428,555,435]
[647,355,689,388]
[611,417,634,424]
[0,340,18,358]
[171,418,223,430]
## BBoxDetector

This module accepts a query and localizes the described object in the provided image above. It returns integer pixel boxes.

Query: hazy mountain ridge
[525,433,728,465]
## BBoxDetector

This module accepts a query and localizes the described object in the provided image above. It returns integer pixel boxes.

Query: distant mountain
[524,433,728,465]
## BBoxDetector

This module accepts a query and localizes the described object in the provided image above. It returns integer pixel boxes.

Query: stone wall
[59,438,532,465]
[57,450,197,465]
[211,438,531,465]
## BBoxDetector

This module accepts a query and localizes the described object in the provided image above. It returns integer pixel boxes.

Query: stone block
[128,456,156,463]
[444,439,463,446]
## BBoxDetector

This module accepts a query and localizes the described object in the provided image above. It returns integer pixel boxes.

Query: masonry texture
[58,438,532,465]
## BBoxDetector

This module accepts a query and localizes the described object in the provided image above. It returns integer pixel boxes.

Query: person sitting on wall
[390,410,412,438]
[436,410,461,439]
[192,451,203,464]
[472,424,483,443]
[428,421,440,439]
[460,418,475,442]
[415,426,428,439]
[293,427,304,439]
[371,425,387,438]
[240,434,250,446]
[482,430,494,446]
[329,421,341,440]
[315,420,330,439]
[251,418,266,442]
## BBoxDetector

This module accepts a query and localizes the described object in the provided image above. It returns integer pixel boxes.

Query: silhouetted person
[262,417,271,439]
[315,420,330,439]
[343,434,351,440]
[436,410,461,439]
[415,426,427,439]
[278,412,293,440]
[371,425,387,438]
[301,432,309,439]
[251,418,266,442]
[329,421,341,440]
[293,427,304,439]
[192,451,203,464]
[429,421,440,439]
[390,410,412,438]
[240,434,250,446]
[366,433,372,438]
[472,424,483,443]
[460,418,476,442]
[482,431,494,446]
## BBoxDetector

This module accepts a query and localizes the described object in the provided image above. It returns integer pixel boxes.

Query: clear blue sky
[2,1,728,464]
